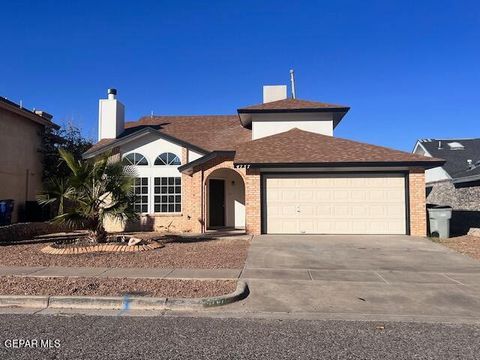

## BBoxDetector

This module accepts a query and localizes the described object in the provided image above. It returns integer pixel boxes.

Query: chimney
[263,85,287,103]
[98,88,125,141]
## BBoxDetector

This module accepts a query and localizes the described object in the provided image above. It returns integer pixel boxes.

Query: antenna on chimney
[289,69,296,99]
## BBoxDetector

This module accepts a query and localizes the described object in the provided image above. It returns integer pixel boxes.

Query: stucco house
[413,138,480,234]
[84,87,443,236]
[0,96,56,222]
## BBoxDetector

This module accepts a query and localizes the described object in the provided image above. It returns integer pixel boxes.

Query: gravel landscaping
[0,276,236,298]
[435,235,480,260]
[0,235,249,269]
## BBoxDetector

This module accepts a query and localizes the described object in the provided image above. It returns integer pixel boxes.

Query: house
[84,87,443,236]
[413,138,480,234]
[0,96,56,223]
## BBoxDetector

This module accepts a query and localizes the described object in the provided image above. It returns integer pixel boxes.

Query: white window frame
[122,151,182,214]
[153,176,182,213]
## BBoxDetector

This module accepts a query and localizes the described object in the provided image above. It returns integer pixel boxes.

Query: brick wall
[409,168,427,236]
[245,169,261,235]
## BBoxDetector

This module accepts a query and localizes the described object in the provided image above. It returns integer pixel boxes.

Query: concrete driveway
[226,235,480,322]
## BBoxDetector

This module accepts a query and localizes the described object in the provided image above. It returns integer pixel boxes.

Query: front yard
[0,233,250,269]
[0,232,250,300]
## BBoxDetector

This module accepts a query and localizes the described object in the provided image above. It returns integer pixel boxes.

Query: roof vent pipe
[107,88,117,100]
[438,140,442,149]
[289,69,296,99]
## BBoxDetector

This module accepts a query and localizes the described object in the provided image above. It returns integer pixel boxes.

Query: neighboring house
[413,138,480,234]
[0,96,56,223]
[84,87,442,236]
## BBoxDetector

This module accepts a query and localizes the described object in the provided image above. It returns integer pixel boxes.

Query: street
[0,313,479,359]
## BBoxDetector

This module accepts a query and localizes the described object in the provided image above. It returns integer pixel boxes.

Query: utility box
[428,206,452,239]
[0,200,14,226]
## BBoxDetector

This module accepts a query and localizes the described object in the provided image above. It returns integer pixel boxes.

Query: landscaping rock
[467,228,480,237]
[0,276,237,298]
[128,237,143,246]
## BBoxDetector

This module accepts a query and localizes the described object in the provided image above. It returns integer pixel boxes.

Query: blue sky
[1,0,479,151]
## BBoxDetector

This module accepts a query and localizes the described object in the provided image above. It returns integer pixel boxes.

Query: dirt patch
[436,235,480,261]
[0,276,236,298]
[0,237,249,269]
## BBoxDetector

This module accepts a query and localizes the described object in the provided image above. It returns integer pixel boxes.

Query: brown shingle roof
[84,115,251,157]
[83,138,116,156]
[237,98,349,112]
[126,115,251,151]
[234,128,444,167]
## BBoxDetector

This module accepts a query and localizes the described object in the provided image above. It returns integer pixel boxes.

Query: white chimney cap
[107,88,117,100]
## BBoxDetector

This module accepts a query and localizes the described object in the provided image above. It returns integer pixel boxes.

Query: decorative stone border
[41,241,163,255]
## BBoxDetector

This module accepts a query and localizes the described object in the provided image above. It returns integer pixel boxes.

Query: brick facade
[244,169,261,235]
[105,147,429,237]
[409,168,427,236]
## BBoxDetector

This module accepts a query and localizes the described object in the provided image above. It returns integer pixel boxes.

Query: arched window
[122,153,148,166]
[154,152,181,166]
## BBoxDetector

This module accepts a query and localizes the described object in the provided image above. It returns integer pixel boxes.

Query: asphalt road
[0,314,479,359]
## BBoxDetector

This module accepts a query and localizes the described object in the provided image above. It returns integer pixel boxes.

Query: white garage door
[265,174,406,234]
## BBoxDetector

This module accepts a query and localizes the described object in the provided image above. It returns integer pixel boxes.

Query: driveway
[226,235,480,322]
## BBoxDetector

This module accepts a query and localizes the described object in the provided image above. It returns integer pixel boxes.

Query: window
[154,152,181,166]
[123,153,148,166]
[133,178,149,213]
[154,177,181,213]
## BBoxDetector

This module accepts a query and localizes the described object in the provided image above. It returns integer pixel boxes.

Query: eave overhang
[237,107,350,128]
[178,151,236,175]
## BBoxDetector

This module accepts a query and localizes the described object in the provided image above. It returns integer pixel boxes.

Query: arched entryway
[205,168,245,229]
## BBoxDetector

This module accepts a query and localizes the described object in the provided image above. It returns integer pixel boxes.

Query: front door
[209,179,225,227]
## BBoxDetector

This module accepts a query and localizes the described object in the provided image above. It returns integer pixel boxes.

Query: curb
[0,281,248,311]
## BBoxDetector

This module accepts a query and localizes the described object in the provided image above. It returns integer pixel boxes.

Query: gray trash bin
[428,206,452,239]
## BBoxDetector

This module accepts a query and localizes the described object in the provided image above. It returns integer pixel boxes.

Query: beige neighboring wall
[0,107,45,222]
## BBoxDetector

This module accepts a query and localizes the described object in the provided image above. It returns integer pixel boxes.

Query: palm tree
[38,149,138,243]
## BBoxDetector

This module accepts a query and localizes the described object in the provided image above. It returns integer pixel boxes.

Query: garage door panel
[387,191,404,201]
[333,190,349,201]
[265,174,406,235]
[298,190,314,201]
[350,190,367,201]
[315,191,332,201]
[316,205,332,216]
[333,205,350,217]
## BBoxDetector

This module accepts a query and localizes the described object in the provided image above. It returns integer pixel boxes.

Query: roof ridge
[420,137,480,142]
[238,97,350,111]
[138,114,237,119]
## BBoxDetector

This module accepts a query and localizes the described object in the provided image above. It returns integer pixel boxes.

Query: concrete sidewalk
[0,266,242,280]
